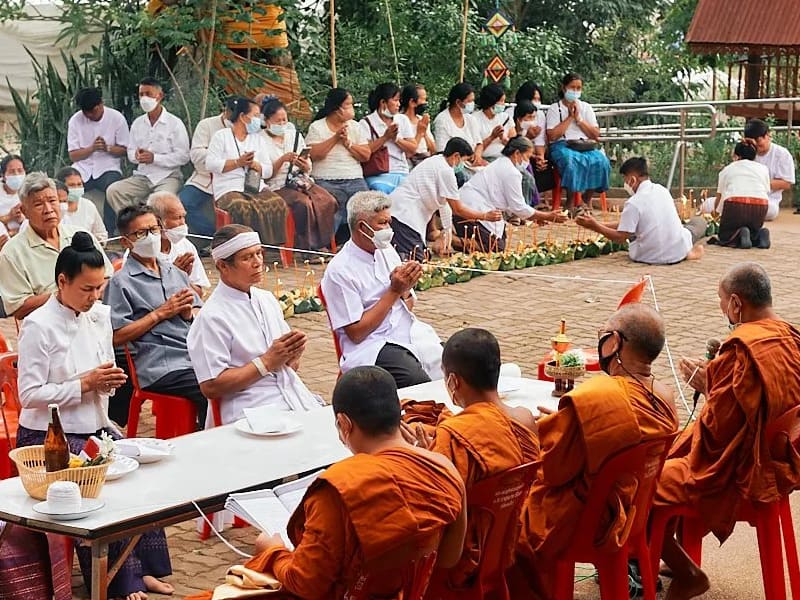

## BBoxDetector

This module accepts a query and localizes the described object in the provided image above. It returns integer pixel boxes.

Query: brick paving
[3,209,799,599]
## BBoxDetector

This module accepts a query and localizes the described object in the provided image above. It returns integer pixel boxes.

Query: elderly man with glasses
[0,172,111,319]
[103,203,208,428]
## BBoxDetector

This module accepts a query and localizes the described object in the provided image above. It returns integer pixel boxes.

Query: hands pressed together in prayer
[261,330,307,373]
[400,421,433,449]
[172,252,195,276]
[679,356,708,396]
[390,261,423,296]
[382,122,399,142]
[236,150,256,169]
[81,361,127,395]
[135,148,155,164]
[157,288,195,322]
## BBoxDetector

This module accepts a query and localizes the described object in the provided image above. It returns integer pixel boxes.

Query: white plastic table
[0,376,558,600]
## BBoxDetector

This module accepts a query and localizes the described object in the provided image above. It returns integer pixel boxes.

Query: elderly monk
[0,172,111,318]
[510,303,678,599]
[656,262,800,600]
[403,328,538,598]
[187,224,323,426]
[187,366,467,600]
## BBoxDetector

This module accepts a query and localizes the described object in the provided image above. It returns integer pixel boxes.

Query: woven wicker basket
[544,361,586,381]
[9,446,109,500]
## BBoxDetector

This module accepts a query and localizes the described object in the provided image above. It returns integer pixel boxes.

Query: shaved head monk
[510,303,678,598]
[402,328,538,597]
[187,365,467,600]
[657,262,800,600]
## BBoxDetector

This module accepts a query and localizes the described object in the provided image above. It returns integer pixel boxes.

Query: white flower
[560,349,587,367]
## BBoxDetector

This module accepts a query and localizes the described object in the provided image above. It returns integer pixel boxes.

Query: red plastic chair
[0,352,19,479]
[552,434,677,600]
[551,168,608,213]
[316,284,343,365]
[280,211,338,267]
[215,205,232,229]
[124,346,198,439]
[649,404,800,600]
[443,462,538,600]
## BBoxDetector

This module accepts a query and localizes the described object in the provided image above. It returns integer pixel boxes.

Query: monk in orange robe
[656,262,800,600]
[401,328,539,598]
[510,303,678,599]
[187,366,467,600]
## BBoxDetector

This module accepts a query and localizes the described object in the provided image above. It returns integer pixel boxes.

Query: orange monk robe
[511,375,677,599]
[424,402,539,597]
[656,319,800,543]
[187,447,464,600]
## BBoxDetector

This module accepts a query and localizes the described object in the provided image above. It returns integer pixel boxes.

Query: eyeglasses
[126,226,161,241]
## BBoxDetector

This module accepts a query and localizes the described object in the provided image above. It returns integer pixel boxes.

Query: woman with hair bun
[15,231,174,600]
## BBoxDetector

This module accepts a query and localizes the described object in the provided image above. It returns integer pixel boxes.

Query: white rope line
[430,263,640,285]
[191,501,253,559]
[645,275,691,416]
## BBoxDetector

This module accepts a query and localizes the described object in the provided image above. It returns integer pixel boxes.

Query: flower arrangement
[68,432,116,468]
[560,349,587,368]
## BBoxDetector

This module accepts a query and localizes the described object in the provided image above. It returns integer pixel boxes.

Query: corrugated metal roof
[687,0,800,53]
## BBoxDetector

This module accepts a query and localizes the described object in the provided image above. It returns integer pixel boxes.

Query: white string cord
[191,501,253,559]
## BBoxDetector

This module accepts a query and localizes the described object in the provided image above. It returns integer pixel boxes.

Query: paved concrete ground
[3,208,799,599]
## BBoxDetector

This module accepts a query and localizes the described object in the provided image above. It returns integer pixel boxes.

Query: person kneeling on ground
[576,156,706,264]
[186,365,467,600]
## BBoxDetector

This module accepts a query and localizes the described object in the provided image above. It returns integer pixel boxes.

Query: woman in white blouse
[545,72,611,214]
[16,232,173,600]
[55,167,108,242]
[472,84,516,161]
[433,82,486,167]
[396,84,435,167]
[261,97,338,252]
[456,136,565,251]
[207,97,288,246]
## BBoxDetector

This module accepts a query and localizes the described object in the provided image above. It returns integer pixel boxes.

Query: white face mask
[521,119,536,131]
[67,187,83,203]
[132,231,161,258]
[268,123,287,136]
[60,202,69,214]
[362,222,394,250]
[380,108,394,119]
[623,180,635,196]
[461,101,475,115]
[139,96,159,113]
[4,174,24,191]
[164,224,188,244]
[533,101,543,109]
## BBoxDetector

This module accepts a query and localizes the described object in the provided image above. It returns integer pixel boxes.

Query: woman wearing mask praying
[473,84,516,161]
[206,97,288,247]
[306,88,371,241]
[513,100,546,206]
[359,82,414,194]
[545,72,610,214]
[433,83,485,165]
[0,154,26,235]
[455,136,565,251]
[55,166,108,242]
[395,84,436,166]
[261,96,338,252]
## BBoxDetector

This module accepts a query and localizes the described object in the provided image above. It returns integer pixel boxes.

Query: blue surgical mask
[245,116,262,135]
[4,174,24,191]
[380,108,394,119]
[453,160,466,175]
[67,187,83,203]
[461,101,475,115]
[492,103,506,115]
[268,123,287,136]
[564,89,581,103]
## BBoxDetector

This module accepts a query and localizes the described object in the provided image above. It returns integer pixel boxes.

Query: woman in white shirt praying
[0,154,25,235]
[55,167,108,243]
[433,83,486,170]
[207,97,288,247]
[261,97,338,251]
[472,84,516,161]
[15,232,173,600]
[396,84,436,166]
[545,72,611,214]
[187,225,323,426]
[456,136,565,252]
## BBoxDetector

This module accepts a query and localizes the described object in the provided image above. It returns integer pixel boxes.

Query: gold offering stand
[544,319,586,397]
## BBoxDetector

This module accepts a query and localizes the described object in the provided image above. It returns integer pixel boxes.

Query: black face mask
[414,103,429,116]
[597,331,619,374]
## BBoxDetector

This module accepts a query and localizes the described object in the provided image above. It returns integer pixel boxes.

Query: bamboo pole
[198,0,218,121]
[459,0,469,83]
[330,0,338,87]
[384,0,401,83]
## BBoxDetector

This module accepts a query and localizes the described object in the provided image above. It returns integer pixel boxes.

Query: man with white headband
[321,190,443,388]
[187,225,323,425]
[148,191,210,295]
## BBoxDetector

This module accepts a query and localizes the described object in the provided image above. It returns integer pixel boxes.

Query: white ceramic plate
[115,438,175,464]
[234,418,303,437]
[33,499,105,521]
[105,455,140,480]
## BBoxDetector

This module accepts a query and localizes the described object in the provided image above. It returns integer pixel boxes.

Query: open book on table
[224,470,324,550]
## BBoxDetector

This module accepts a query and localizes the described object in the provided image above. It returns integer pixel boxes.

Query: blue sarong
[549,141,610,193]
[366,172,407,195]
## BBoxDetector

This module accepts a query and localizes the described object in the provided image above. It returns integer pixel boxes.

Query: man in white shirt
[744,118,796,220]
[148,191,210,295]
[187,225,322,425]
[576,157,705,265]
[389,137,502,258]
[106,77,190,229]
[321,191,444,388]
[178,96,238,239]
[67,87,130,232]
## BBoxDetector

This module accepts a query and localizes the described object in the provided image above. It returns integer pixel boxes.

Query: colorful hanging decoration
[484,10,513,39]
[485,54,510,84]
[480,5,514,88]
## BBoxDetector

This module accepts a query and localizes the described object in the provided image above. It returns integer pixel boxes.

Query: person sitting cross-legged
[508,303,678,599]
[187,224,323,426]
[103,203,208,429]
[403,328,539,597]
[321,191,445,388]
[186,365,468,600]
